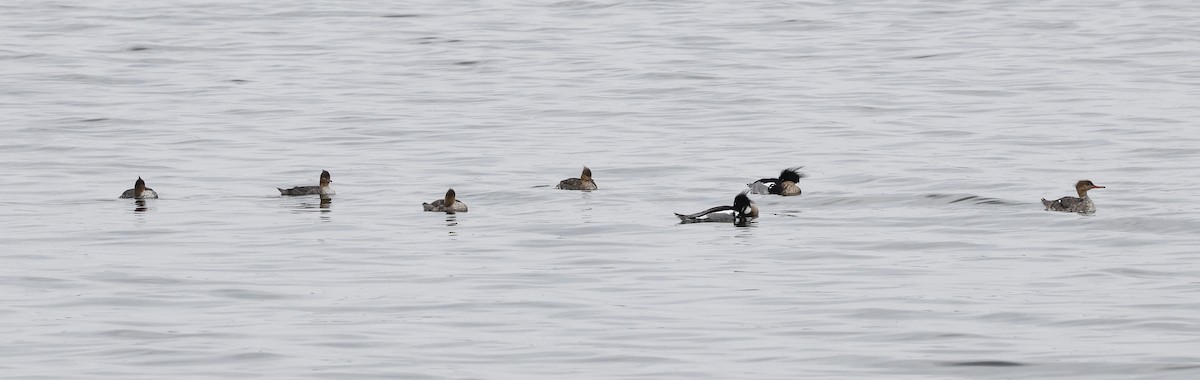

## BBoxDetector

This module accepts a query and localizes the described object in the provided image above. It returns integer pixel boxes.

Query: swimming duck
[675,191,758,225]
[278,170,335,196]
[1042,180,1104,213]
[423,188,468,213]
[747,167,805,196]
[557,166,597,190]
[118,177,159,199]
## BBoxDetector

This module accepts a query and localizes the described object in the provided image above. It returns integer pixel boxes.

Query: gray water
[3,0,1200,378]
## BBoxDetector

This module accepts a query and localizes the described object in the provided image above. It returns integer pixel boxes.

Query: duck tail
[747,179,775,194]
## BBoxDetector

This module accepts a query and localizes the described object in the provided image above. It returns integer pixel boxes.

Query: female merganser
[278,170,335,196]
[557,166,597,190]
[1042,180,1105,213]
[118,177,159,199]
[747,167,805,196]
[675,191,758,225]
[423,188,468,213]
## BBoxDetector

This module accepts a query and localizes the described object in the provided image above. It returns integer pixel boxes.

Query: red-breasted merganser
[557,166,597,190]
[1042,180,1104,213]
[278,170,334,196]
[747,167,805,196]
[118,177,159,199]
[423,188,468,213]
[675,191,758,225]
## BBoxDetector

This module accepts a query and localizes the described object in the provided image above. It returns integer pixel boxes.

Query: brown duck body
[423,188,468,213]
[1042,180,1104,213]
[119,177,159,199]
[279,170,335,196]
[557,166,597,190]
[773,181,801,196]
[747,167,804,196]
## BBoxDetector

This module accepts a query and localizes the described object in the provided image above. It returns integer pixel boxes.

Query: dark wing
[423,199,446,211]
[557,178,581,189]
[279,186,319,195]
[1045,196,1084,211]
[676,205,735,220]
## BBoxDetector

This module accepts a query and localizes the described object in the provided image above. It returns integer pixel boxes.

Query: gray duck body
[1042,180,1104,214]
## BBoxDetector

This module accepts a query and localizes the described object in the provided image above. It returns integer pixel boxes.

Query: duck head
[133,177,146,198]
[580,166,592,182]
[320,170,332,187]
[778,166,806,184]
[733,191,758,225]
[1075,180,1104,198]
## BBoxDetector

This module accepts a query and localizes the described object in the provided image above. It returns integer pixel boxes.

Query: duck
[1042,180,1105,213]
[675,191,758,225]
[278,170,335,196]
[423,188,468,213]
[118,177,159,199]
[747,167,805,196]
[556,166,597,190]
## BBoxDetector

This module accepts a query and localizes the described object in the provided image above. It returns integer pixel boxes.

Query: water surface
[3,0,1200,378]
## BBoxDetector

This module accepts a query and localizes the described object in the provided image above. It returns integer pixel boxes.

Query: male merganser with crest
[675,191,758,225]
[557,166,597,190]
[747,167,805,196]
[423,188,468,213]
[278,170,334,196]
[1042,180,1104,213]
[119,177,159,199]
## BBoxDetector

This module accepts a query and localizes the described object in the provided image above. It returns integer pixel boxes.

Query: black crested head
[733,190,752,213]
[733,190,754,225]
[779,166,806,183]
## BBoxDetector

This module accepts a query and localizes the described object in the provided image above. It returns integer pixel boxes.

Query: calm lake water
[3,0,1200,378]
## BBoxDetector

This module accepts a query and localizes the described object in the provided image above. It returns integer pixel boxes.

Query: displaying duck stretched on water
[1042,180,1104,213]
[118,177,159,199]
[557,166,597,190]
[278,170,334,196]
[675,191,758,225]
[747,167,805,196]
[423,188,468,213]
